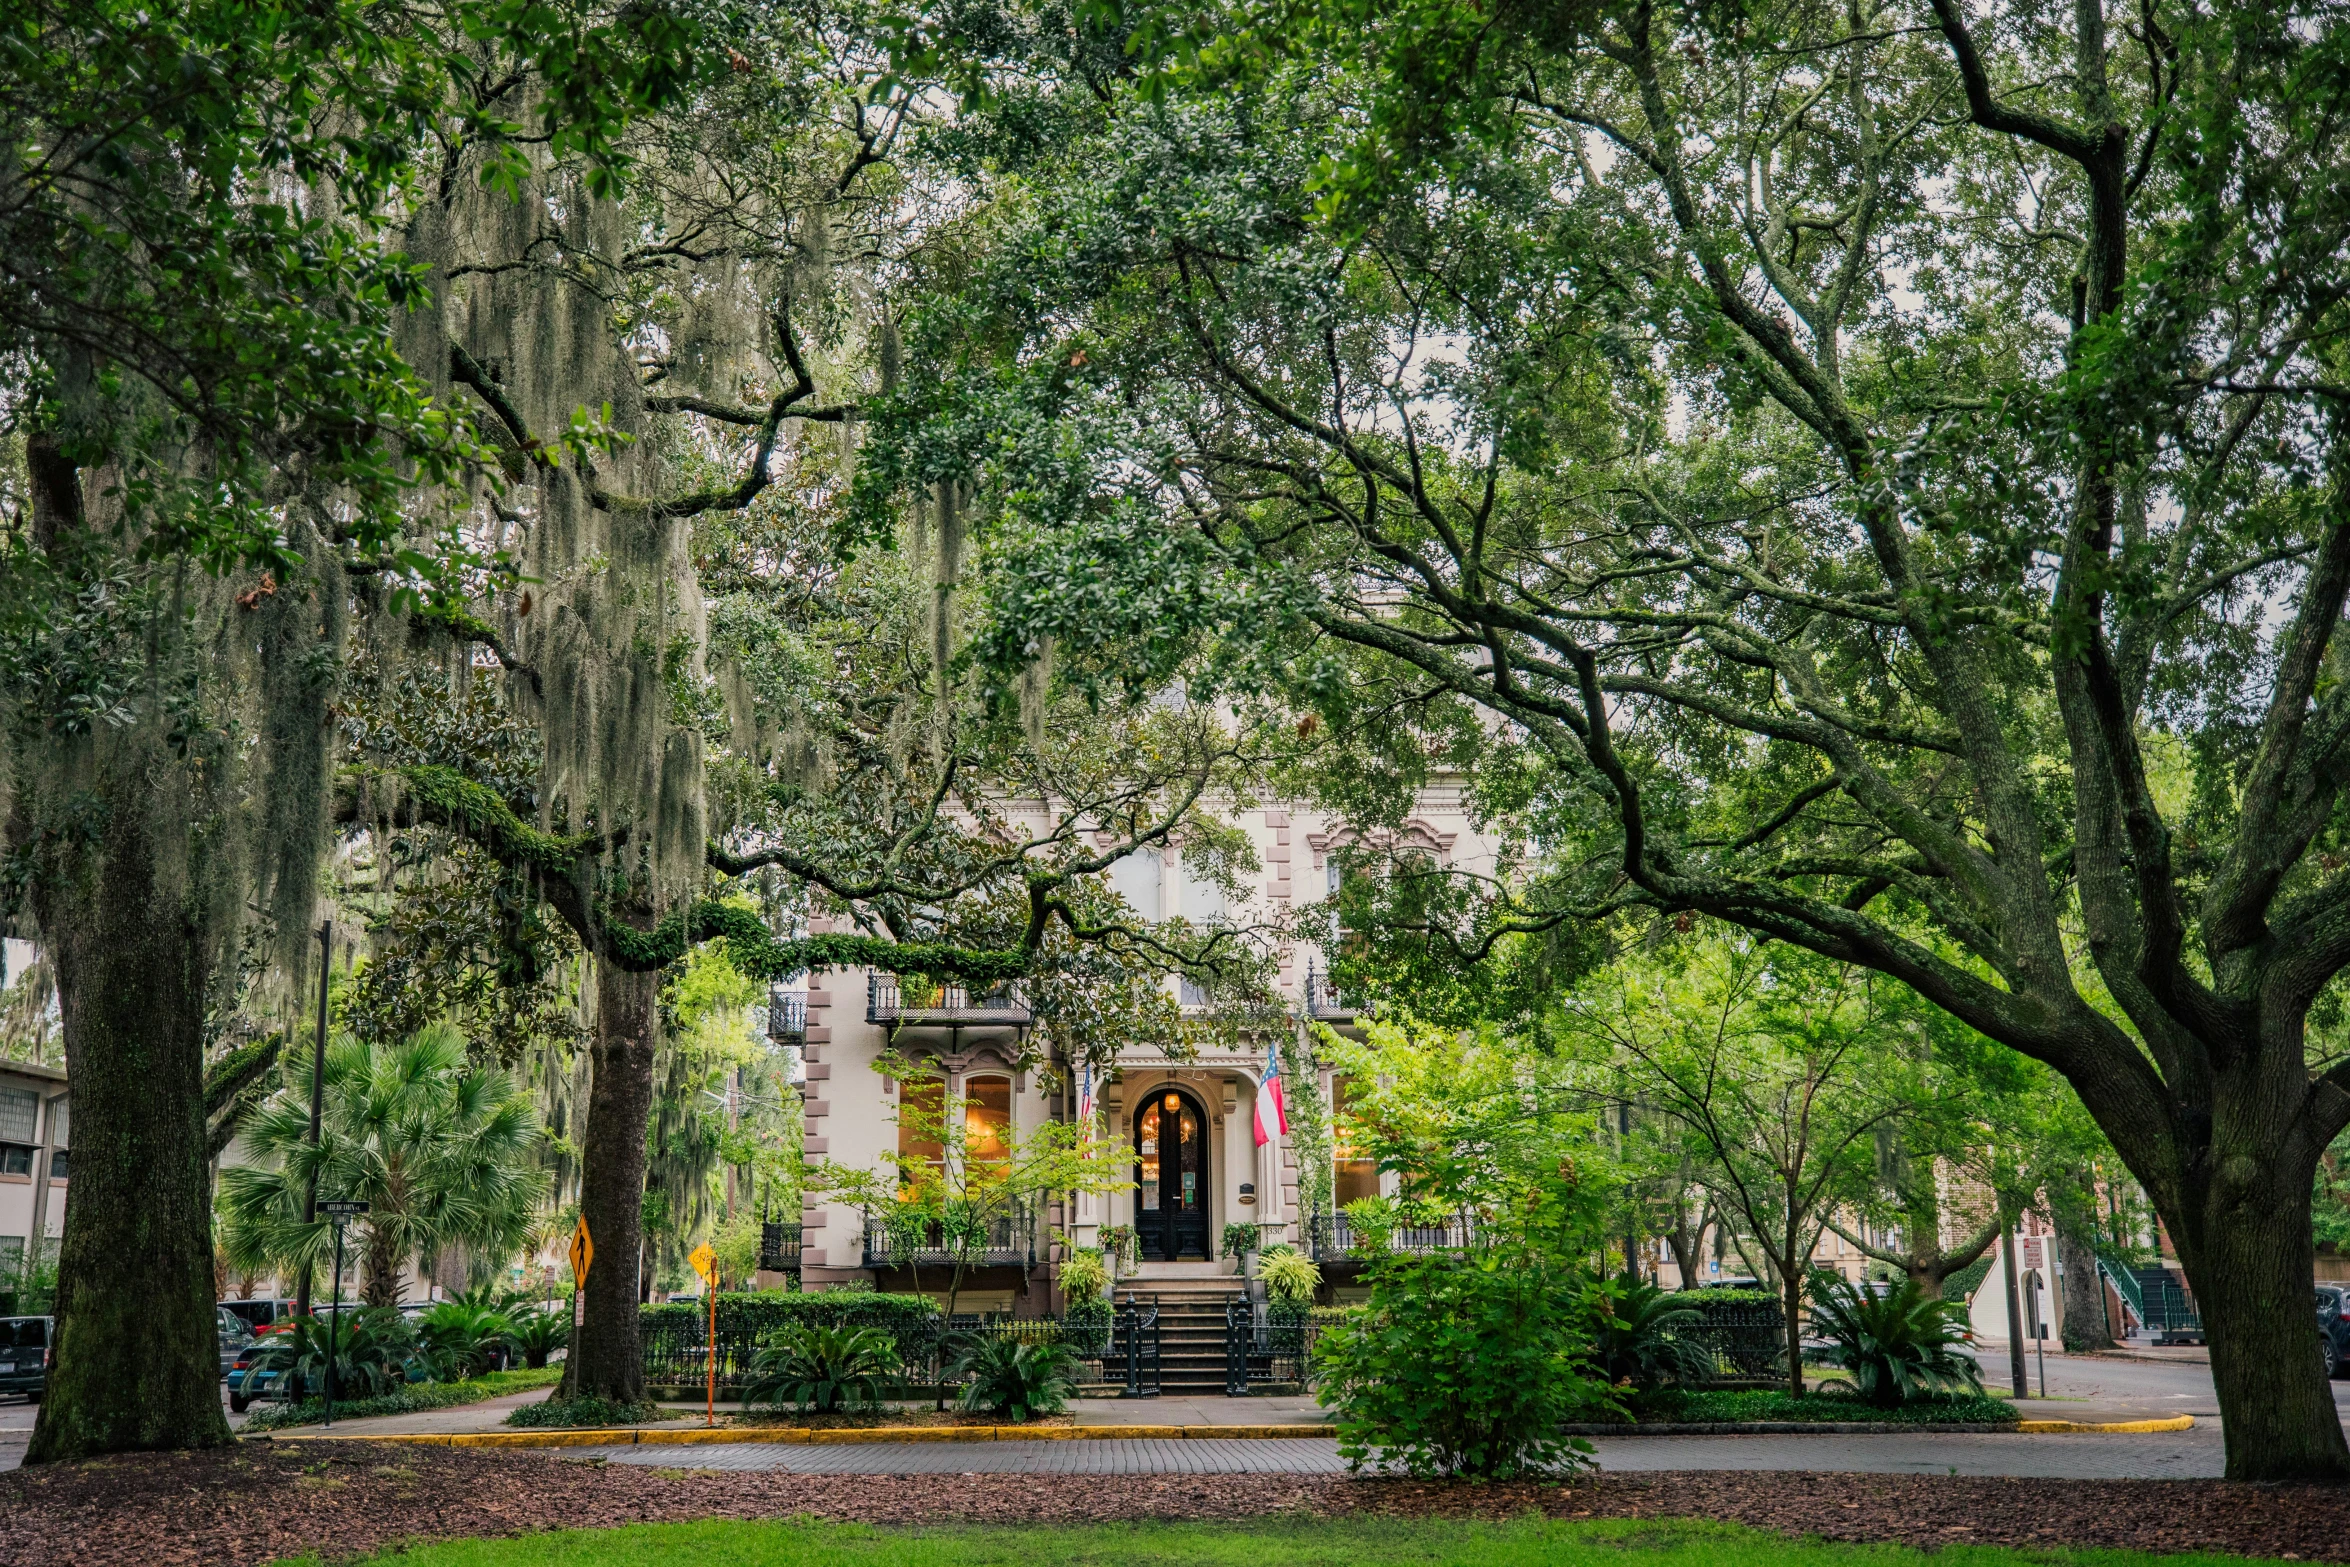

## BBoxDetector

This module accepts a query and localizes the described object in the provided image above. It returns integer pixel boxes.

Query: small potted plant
[1098,1225,1139,1282]
[1221,1221,1263,1276]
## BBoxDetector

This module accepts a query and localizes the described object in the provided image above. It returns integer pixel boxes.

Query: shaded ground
[6,1440,2350,1567]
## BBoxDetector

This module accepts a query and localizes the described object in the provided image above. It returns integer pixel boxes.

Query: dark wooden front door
[1135,1086,1210,1260]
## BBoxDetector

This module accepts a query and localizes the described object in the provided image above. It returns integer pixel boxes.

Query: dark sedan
[0,1316,50,1401]
[2319,1286,2350,1378]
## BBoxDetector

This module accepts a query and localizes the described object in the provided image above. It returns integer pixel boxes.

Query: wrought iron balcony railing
[1303,964,1357,1020]
[862,1202,1039,1269]
[1306,1210,1474,1262]
[767,990,806,1041]
[758,1222,803,1273]
[867,974,1034,1027]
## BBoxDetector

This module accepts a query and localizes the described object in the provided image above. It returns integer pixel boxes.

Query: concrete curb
[253,1422,1338,1448]
[251,1413,2194,1449]
[1557,1415,2194,1437]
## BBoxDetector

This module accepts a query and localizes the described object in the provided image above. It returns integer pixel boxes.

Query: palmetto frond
[216,1021,548,1299]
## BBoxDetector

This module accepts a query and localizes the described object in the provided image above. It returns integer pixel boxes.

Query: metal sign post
[689,1242,719,1426]
[318,1200,369,1429]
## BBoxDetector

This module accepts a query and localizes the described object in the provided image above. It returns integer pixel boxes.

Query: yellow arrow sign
[688,1241,718,1284]
[569,1216,594,1286]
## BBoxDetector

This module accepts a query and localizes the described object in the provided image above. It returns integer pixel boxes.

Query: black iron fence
[1225,1300,1323,1394]
[1683,1295,1787,1382]
[641,1302,1159,1398]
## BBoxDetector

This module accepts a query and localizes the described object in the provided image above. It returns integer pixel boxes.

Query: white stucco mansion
[770,787,1505,1314]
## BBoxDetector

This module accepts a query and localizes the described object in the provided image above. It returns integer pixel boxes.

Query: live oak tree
[0,0,694,1460]
[856,0,2350,1478]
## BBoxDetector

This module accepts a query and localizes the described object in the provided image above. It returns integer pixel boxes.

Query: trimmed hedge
[240,1367,562,1433]
[639,1291,941,1336]
[1637,1388,2015,1426]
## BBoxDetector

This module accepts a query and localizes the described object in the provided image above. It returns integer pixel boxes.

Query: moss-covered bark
[24,754,233,1462]
[559,963,659,1403]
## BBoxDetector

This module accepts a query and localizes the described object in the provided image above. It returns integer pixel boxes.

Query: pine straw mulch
[3,1440,2347,1566]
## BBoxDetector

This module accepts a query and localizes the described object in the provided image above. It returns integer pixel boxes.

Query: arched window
[963,1075,1012,1167]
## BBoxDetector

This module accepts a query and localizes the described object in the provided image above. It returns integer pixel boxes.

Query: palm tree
[219,1023,547,1305]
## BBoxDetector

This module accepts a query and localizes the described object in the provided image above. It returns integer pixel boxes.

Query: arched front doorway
[1134,1084,1210,1261]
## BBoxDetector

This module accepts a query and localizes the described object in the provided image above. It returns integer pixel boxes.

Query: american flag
[1077,1060,1095,1137]
[1254,1039,1289,1147]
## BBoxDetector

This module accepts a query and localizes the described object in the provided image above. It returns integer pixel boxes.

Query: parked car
[2317,1286,2350,1378]
[219,1299,296,1333]
[0,1316,51,1403]
[226,1322,296,1414]
[218,1307,256,1378]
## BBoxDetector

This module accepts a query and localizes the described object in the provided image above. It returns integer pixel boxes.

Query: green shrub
[1588,1280,1715,1392]
[1314,1250,1612,1478]
[1059,1248,1109,1302]
[1804,1274,1985,1409]
[239,1308,414,1402]
[1638,1387,2014,1425]
[746,1324,900,1413]
[240,1368,560,1432]
[948,1335,1079,1422]
[639,1291,938,1342]
[1220,1221,1262,1260]
[507,1306,570,1369]
[503,1395,674,1428]
[412,1301,516,1381]
[1063,1296,1114,1355]
[1261,1250,1321,1304]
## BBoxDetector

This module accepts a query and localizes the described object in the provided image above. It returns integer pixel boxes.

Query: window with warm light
[896,1075,946,1174]
[964,1075,1012,1166]
[1333,1076,1380,1206]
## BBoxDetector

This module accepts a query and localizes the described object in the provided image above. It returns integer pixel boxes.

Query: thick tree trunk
[2050,1167,2114,1353]
[25,782,232,1462]
[560,962,659,1404]
[2181,1160,2348,1481]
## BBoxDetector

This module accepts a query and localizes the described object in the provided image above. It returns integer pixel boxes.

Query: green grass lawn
[283,1516,2284,1567]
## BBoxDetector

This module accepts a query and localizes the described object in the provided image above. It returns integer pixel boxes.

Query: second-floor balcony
[1307,1210,1473,1263]
[758,1222,803,1273]
[868,975,1034,1029]
[1303,964,1358,1021]
[767,990,806,1041]
[862,1202,1039,1269]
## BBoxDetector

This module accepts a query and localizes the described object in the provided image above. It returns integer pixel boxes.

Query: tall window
[896,1076,945,1174]
[1333,1077,1380,1206]
[1107,849,1163,920]
[964,1076,1012,1167]
[0,1089,34,1145]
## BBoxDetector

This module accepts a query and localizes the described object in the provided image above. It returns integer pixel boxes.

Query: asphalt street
[1,1348,2340,1479]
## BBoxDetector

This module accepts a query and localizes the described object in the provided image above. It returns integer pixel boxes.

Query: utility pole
[293,920,330,1320]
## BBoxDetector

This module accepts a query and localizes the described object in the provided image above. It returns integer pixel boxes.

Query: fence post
[1225,1298,1249,1396]
[1121,1302,1140,1396]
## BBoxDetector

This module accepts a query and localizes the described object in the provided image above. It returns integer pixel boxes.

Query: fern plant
[745,1323,900,1413]
[1804,1273,1985,1409]
[948,1334,1079,1422]
[1586,1280,1716,1392]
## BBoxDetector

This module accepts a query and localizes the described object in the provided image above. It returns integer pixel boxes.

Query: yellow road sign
[688,1241,718,1284]
[569,1216,594,1286]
